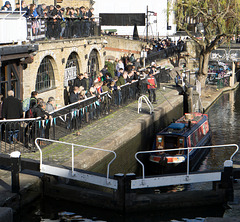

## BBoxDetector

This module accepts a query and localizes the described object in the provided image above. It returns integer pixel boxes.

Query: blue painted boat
[149,112,212,174]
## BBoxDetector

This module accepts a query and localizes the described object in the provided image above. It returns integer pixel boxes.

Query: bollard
[113,173,125,211]
[125,173,136,193]
[125,173,136,209]
[10,151,21,193]
[221,160,234,202]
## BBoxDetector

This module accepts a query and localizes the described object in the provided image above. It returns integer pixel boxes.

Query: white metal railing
[133,144,239,189]
[138,95,154,114]
[35,138,118,189]
[0,11,27,44]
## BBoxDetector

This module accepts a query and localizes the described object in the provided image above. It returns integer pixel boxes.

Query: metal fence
[145,43,186,66]
[0,67,172,154]
[206,72,231,89]
[27,17,101,41]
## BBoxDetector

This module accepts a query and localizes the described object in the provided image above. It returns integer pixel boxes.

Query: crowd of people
[1,1,96,39]
[0,53,160,144]
[0,90,55,121]
[64,53,159,108]
[144,36,186,54]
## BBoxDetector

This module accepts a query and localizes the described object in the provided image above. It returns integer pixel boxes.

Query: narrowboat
[149,112,211,174]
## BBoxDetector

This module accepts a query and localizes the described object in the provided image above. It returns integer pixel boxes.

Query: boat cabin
[155,113,210,155]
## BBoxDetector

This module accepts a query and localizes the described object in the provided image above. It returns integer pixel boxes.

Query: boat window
[195,132,199,144]
[203,124,206,135]
[156,136,164,149]
[190,135,194,147]
[178,137,185,148]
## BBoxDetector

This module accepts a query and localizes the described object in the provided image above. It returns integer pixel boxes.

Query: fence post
[10,151,21,193]
[221,160,234,202]
[113,173,125,211]
[125,173,136,210]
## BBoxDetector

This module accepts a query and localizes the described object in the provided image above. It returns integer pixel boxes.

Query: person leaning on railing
[1,1,12,11]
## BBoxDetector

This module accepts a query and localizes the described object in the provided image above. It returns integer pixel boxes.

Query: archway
[64,52,80,87]
[35,56,55,92]
[87,49,100,80]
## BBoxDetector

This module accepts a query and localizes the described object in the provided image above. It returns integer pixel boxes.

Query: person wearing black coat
[36,4,47,17]
[2,90,23,119]
[69,86,80,104]
[2,90,23,144]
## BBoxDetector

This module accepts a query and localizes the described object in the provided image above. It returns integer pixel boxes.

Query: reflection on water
[192,87,240,192]
[205,87,240,169]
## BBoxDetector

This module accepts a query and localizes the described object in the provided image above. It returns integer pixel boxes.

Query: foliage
[105,61,115,78]
[174,0,240,86]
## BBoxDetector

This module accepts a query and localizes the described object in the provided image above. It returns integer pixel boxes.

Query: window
[35,56,55,92]
[195,131,199,144]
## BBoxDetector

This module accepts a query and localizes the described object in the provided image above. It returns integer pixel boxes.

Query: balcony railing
[145,43,186,66]
[0,11,101,44]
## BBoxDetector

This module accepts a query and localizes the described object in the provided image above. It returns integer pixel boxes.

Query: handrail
[135,144,239,180]
[0,117,41,122]
[138,95,154,114]
[35,138,117,184]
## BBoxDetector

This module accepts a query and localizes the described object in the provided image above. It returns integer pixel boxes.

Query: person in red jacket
[146,73,157,103]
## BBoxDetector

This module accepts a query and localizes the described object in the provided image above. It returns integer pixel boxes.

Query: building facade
[21,36,144,105]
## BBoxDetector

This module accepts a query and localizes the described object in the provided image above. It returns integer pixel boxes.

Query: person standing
[70,86,80,104]
[2,90,23,144]
[2,90,23,119]
[1,1,12,11]
[146,73,157,104]
[46,97,56,113]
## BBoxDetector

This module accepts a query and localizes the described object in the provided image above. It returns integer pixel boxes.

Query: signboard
[64,67,77,87]
[210,49,240,62]
[100,13,145,26]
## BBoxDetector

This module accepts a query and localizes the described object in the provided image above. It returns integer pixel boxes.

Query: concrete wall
[23,36,144,105]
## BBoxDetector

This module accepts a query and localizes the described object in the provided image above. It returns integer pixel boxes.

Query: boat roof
[157,113,208,137]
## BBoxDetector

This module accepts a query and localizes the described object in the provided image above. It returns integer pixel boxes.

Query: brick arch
[87,48,101,79]
[35,55,58,93]
[64,51,81,87]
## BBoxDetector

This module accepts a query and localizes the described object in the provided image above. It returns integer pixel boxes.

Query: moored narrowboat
[149,112,211,174]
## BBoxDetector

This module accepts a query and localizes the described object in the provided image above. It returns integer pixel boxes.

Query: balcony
[0,11,101,45]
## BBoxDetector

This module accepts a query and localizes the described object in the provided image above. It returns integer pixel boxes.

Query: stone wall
[23,36,144,106]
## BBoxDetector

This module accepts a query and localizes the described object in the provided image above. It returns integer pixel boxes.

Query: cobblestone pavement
[21,83,179,165]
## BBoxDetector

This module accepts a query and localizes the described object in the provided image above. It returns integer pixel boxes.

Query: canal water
[17,86,240,222]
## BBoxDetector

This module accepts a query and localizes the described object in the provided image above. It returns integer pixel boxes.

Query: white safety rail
[35,138,118,190]
[138,95,154,114]
[132,144,239,189]
[0,11,27,44]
